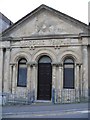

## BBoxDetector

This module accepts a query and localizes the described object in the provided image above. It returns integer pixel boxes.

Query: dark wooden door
[37,63,52,100]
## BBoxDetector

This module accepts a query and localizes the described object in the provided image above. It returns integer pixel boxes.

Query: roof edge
[1,4,89,36]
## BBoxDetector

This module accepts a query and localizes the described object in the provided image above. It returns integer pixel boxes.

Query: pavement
[2,102,90,118]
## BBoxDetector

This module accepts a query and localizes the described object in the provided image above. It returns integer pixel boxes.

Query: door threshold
[35,100,52,103]
[33,100,52,106]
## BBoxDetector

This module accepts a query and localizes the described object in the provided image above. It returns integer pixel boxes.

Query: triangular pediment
[1,4,88,38]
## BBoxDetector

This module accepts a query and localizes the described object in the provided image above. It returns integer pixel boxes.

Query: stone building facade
[0,5,89,104]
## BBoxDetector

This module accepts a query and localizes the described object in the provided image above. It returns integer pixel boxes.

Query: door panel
[37,63,52,100]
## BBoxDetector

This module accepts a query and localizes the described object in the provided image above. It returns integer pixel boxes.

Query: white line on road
[78,110,90,113]
[3,109,90,116]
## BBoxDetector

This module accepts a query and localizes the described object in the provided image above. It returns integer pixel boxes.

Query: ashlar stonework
[0,5,90,104]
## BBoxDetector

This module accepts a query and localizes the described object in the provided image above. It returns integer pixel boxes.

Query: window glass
[63,58,74,89]
[17,58,27,87]
[39,56,52,63]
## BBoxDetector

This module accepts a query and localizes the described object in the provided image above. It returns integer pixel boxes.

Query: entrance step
[32,101,53,106]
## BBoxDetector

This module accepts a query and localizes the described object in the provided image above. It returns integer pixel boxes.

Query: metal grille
[2,89,89,105]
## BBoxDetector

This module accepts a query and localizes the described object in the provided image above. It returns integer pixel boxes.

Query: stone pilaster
[52,63,57,103]
[9,64,13,93]
[52,63,57,89]
[82,46,88,97]
[27,63,31,92]
[3,48,10,93]
[80,64,83,96]
[0,48,3,93]
[57,63,63,103]
[58,64,63,90]
[75,64,80,100]
[31,62,37,101]
[75,64,79,90]
[12,63,17,94]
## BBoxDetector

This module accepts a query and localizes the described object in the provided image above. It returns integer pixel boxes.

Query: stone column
[12,64,17,94]
[26,63,31,102]
[9,64,13,93]
[0,48,3,105]
[31,62,37,101]
[58,64,63,90]
[82,46,88,97]
[3,48,10,93]
[75,64,80,101]
[27,63,31,92]
[52,63,57,103]
[80,64,83,96]
[76,64,79,90]
[58,64,63,103]
[0,48,3,93]
[52,63,56,89]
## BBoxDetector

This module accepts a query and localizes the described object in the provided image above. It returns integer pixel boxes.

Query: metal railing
[2,89,89,105]
[2,91,35,105]
[55,89,89,104]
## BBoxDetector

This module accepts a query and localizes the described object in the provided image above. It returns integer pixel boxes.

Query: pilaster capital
[52,62,63,67]
[10,62,17,66]
[51,62,58,66]
[6,48,10,51]
[26,62,31,66]
[27,62,37,67]
[57,63,63,67]
[76,63,82,66]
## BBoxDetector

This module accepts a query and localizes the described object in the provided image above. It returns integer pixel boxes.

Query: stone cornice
[1,34,83,41]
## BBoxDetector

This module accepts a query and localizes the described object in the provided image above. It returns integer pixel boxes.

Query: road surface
[2,102,89,118]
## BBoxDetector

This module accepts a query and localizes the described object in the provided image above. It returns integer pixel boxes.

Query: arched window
[39,55,52,63]
[63,57,74,89]
[17,58,27,87]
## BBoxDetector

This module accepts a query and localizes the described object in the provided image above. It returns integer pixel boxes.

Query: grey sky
[0,0,89,24]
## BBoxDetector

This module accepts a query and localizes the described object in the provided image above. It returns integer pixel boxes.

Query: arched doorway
[37,55,52,100]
